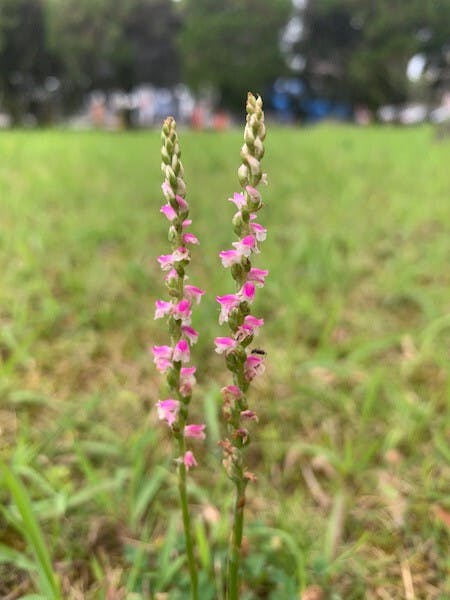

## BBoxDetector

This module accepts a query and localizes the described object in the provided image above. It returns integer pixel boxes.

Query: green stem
[177,436,199,600]
[227,479,246,600]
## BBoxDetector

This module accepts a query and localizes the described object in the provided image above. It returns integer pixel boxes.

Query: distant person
[89,94,106,128]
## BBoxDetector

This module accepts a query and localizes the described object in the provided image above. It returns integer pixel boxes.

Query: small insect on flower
[251,348,267,356]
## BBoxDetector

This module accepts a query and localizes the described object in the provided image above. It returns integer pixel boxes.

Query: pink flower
[214,337,238,354]
[184,424,206,439]
[157,253,174,271]
[229,192,247,209]
[238,282,256,304]
[232,235,257,257]
[244,353,265,381]
[184,285,205,305]
[180,366,196,396]
[182,232,199,245]
[152,345,173,372]
[219,249,242,268]
[164,268,179,283]
[246,185,261,203]
[161,181,175,200]
[181,325,199,344]
[173,339,190,362]
[156,399,180,426]
[216,294,240,325]
[175,194,189,211]
[173,299,192,322]
[235,325,253,342]
[182,451,197,470]
[158,247,189,272]
[247,268,268,287]
[160,204,177,221]
[241,410,258,422]
[182,219,192,229]
[154,299,173,319]
[235,428,249,444]
[154,358,172,373]
[250,222,267,242]
[235,315,264,342]
[172,247,190,263]
[221,385,241,402]
[244,315,264,331]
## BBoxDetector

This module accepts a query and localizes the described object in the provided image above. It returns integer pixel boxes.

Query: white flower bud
[238,164,249,186]
[244,126,255,146]
[176,178,186,197]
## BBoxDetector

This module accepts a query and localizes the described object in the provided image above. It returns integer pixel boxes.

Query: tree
[46,0,181,109]
[121,0,181,89]
[178,0,291,109]
[0,0,58,124]
[298,0,450,109]
[45,0,129,108]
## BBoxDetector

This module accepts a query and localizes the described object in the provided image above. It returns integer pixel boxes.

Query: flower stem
[227,478,246,600]
[177,436,199,600]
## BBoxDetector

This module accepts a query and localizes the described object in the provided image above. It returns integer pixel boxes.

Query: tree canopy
[299,0,450,108]
[177,0,292,109]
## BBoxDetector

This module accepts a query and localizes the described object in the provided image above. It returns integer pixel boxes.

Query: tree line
[0,0,448,124]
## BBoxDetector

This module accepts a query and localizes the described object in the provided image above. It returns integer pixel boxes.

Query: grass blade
[1,464,61,599]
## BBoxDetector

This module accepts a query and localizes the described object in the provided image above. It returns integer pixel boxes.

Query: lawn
[0,125,449,599]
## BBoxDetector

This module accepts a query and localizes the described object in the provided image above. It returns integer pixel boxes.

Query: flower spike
[216,93,268,599]
[153,116,204,598]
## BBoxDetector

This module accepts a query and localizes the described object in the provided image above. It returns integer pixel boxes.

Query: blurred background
[1,1,450,599]
[0,0,450,129]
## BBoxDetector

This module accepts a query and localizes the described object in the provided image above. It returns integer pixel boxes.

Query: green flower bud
[239,301,251,316]
[240,335,253,348]
[168,225,178,243]
[241,257,251,272]
[232,211,243,233]
[165,165,177,188]
[231,262,245,282]
[235,345,247,362]
[166,367,179,389]
[168,316,181,338]
[225,352,239,373]
[247,197,261,211]
[166,136,174,154]
[228,308,244,331]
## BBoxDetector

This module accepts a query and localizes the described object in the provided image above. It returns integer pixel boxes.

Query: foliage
[46,0,181,98]
[1,127,449,597]
[0,465,61,599]
[0,0,57,124]
[178,0,291,109]
[300,0,450,107]
[0,0,181,122]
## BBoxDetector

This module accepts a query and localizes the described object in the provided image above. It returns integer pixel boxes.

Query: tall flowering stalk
[215,93,268,599]
[152,117,205,600]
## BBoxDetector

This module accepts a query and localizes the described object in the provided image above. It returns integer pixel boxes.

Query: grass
[0,125,449,599]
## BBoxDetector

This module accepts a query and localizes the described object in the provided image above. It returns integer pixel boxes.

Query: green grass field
[1,126,449,599]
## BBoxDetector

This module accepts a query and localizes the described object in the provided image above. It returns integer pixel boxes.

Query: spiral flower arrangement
[153,116,205,599]
[214,93,267,599]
